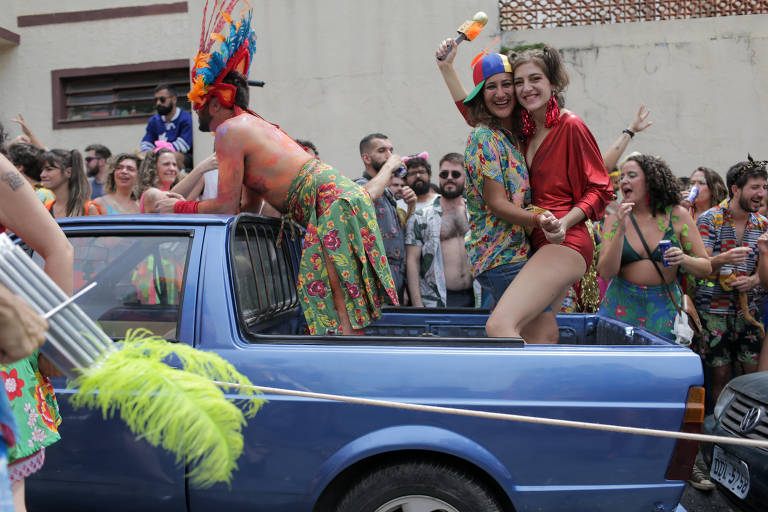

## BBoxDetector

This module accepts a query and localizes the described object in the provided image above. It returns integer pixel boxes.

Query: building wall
[0,1,764,179]
[504,14,768,176]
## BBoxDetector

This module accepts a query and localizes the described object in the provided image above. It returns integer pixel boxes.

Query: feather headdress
[188,0,257,111]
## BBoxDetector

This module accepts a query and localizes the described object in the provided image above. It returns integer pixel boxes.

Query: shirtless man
[155,71,397,335]
[405,153,477,307]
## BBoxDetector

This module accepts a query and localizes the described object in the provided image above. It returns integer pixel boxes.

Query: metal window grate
[499,0,768,31]
[232,219,302,326]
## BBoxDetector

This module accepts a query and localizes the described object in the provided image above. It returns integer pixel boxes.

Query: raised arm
[436,39,469,102]
[596,204,632,280]
[601,105,652,172]
[171,153,217,199]
[0,154,73,295]
[11,113,48,151]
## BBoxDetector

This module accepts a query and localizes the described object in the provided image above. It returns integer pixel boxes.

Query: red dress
[527,113,613,267]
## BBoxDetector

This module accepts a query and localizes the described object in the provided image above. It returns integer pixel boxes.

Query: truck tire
[335,461,504,512]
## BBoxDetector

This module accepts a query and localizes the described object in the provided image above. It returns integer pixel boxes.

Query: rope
[214,381,768,449]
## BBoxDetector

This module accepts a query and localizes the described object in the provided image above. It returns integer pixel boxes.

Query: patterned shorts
[698,310,762,367]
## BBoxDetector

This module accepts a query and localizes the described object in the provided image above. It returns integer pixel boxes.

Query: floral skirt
[1,351,61,466]
[598,277,681,340]
[285,159,399,334]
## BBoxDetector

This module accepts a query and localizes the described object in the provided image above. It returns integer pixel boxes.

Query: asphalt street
[680,483,737,512]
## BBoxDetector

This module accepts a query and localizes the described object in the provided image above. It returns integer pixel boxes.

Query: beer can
[658,240,672,267]
[394,166,408,179]
[686,185,699,203]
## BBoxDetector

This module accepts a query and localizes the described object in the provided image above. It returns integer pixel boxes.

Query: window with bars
[499,0,768,31]
[51,59,190,129]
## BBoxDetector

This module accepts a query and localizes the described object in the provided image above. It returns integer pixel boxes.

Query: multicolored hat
[188,1,257,111]
[463,53,512,104]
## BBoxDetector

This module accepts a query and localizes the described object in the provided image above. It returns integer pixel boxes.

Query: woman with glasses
[89,154,141,215]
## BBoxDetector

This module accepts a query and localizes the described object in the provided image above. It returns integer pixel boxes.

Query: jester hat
[189,1,257,111]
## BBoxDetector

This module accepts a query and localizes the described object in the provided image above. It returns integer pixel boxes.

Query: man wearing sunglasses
[83,144,111,199]
[139,84,194,168]
[405,153,479,308]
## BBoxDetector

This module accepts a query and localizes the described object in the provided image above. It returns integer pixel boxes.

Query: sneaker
[689,462,716,491]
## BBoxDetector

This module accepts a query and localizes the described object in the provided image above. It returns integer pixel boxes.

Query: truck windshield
[35,234,191,341]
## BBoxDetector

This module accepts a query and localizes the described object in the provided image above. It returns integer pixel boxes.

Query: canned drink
[658,240,672,267]
[394,166,408,179]
[686,185,699,203]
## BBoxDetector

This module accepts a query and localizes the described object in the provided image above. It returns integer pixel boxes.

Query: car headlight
[713,386,735,420]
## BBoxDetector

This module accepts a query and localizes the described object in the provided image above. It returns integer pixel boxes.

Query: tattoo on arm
[1,170,24,191]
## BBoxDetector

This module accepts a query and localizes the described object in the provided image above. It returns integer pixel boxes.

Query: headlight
[714,386,735,420]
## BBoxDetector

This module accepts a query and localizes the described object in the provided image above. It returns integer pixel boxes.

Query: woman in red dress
[485,46,614,338]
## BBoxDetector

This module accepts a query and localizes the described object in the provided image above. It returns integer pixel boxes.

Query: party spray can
[686,185,699,203]
[658,240,672,267]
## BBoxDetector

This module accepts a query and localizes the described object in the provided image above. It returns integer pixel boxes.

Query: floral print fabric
[1,350,61,465]
[286,159,398,334]
[598,276,682,340]
[463,125,531,277]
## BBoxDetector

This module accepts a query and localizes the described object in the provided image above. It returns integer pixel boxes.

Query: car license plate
[710,445,750,499]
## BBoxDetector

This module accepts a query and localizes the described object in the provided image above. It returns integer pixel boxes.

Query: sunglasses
[439,170,462,179]
[155,96,171,103]
[84,156,98,162]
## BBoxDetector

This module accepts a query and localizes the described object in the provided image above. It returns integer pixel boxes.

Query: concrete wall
[0,1,765,180]
[504,14,768,177]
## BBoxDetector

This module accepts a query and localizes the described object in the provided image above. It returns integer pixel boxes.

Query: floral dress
[1,350,61,480]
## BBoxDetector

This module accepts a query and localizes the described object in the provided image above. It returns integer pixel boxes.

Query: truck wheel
[336,461,503,512]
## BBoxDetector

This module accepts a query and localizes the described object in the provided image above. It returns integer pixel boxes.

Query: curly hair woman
[137,148,180,213]
[597,154,711,339]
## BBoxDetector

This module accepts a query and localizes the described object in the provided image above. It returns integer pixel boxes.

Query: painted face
[365,138,394,172]
[438,161,465,199]
[113,158,138,189]
[389,176,405,199]
[689,170,710,205]
[513,61,553,114]
[482,72,515,120]
[735,177,767,213]
[198,102,213,132]
[156,153,178,186]
[40,162,70,191]
[619,160,646,203]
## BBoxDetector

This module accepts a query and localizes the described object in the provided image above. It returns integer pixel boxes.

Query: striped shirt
[695,199,768,314]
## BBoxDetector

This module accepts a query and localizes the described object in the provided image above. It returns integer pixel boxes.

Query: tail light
[665,386,705,480]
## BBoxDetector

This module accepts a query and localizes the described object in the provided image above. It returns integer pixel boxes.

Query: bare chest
[439,210,469,240]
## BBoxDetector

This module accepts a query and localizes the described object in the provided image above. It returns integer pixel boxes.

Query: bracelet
[622,128,635,138]
[173,200,199,214]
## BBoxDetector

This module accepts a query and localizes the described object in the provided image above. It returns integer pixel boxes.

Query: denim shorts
[476,261,551,312]
[475,261,526,302]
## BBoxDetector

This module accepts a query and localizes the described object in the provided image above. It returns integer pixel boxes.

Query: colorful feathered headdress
[188,0,257,111]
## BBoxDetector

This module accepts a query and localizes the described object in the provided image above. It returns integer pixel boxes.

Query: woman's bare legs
[12,478,25,512]
[487,244,586,341]
[323,250,363,336]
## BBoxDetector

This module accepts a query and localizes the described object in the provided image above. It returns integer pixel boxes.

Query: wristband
[173,200,200,214]
[622,128,635,138]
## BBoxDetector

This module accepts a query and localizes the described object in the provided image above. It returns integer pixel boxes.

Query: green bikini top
[621,215,679,265]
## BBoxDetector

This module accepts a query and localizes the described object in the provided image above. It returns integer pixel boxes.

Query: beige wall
[1,1,765,180]
[504,14,768,177]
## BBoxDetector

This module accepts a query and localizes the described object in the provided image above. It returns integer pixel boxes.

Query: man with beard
[404,154,438,210]
[83,144,111,199]
[405,153,479,307]
[140,84,194,168]
[696,158,768,403]
[356,134,416,301]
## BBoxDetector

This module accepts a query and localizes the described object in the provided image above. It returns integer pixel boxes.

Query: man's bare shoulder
[216,112,267,137]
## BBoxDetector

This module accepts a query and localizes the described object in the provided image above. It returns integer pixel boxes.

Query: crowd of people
[0,28,766,506]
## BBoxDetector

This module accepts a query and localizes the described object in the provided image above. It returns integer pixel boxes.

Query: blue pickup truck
[27,214,703,512]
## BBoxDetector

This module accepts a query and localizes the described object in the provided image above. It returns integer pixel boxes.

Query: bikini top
[621,215,680,265]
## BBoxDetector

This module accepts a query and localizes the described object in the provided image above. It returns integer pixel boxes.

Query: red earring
[521,109,536,138]
[545,92,560,128]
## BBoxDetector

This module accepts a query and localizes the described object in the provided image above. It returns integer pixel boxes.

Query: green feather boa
[68,328,264,488]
